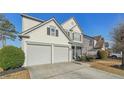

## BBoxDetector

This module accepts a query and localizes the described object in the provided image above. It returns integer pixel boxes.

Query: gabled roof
[20,15,72,41]
[61,17,83,33]
[83,34,94,39]
[21,13,44,22]
[93,35,103,41]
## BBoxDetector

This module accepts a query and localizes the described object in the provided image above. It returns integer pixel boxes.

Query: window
[89,40,93,46]
[73,32,81,41]
[51,28,56,36]
[47,26,59,37]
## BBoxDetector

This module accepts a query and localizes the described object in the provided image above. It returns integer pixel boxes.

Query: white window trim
[49,26,56,36]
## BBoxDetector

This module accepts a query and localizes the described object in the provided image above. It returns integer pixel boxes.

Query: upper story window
[73,32,81,41]
[89,39,93,46]
[47,26,58,37]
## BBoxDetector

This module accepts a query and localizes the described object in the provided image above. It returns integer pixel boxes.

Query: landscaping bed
[0,67,30,79]
[0,46,29,79]
[90,59,124,76]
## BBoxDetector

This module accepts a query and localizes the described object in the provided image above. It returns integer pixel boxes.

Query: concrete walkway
[27,62,124,79]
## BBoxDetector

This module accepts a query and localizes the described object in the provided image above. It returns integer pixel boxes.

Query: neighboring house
[82,34,97,56]
[61,17,83,60]
[93,35,105,50]
[20,14,72,66]
[82,35,107,56]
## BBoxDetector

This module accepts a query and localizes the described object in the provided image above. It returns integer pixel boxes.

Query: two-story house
[82,35,106,56]
[20,14,84,66]
[20,14,72,66]
[93,35,105,50]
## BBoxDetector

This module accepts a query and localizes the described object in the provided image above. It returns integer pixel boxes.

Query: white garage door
[54,46,69,63]
[27,44,51,66]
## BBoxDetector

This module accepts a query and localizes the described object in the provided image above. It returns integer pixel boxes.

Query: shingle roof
[83,34,94,39]
[20,13,44,22]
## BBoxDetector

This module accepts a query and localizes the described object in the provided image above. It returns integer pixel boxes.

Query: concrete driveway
[27,62,124,79]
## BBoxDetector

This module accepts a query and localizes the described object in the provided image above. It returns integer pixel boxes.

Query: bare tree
[111,23,124,66]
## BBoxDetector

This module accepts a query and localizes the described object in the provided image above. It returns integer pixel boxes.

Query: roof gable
[21,17,71,41]
[21,14,45,31]
[61,17,83,33]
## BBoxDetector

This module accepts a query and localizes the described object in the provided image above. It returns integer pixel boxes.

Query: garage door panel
[54,46,69,63]
[27,44,51,66]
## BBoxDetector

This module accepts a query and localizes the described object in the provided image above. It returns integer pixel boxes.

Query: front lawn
[90,59,124,76]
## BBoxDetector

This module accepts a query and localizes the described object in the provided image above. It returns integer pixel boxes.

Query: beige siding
[71,25,82,33]
[22,17,41,31]
[62,18,76,30]
[61,18,83,42]
[23,20,70,45]
[22,20,72,65]
[62,18,81,33]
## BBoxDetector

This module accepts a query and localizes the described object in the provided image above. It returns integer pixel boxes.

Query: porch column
[81,47,83,56]
[69,45,72,62]
[74,45,76,59]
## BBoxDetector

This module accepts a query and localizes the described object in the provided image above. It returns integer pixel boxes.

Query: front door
[76,47,82,57]
[72,46,82,60]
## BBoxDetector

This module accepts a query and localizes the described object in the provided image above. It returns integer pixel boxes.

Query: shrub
[80,56,87,61]
[0,46,25,70]
[86,56,95,62]
[97,50,108,59]
[80,55,95,62]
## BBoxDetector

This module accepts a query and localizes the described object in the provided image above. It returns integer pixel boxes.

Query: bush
[97,50,108,59]
[80,55,95,62]
[0,46,25,70]
[80,56,86,61]
[85,56,95,62]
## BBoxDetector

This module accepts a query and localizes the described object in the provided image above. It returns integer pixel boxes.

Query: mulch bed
[0,67,25,76]
[0,67,30,79]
